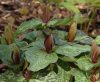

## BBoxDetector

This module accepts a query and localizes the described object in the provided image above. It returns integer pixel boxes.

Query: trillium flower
[4,25,14,44]
[12,45,20,64]
[68,22,77,42]
[44,34,53,53]
[91,41,100,63]
[41,5,51,24]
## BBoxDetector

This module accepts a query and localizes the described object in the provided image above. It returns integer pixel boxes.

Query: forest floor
[0,0,100,36]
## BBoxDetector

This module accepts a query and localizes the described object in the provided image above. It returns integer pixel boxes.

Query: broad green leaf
[75,35,92,44]
[52,30,67,40]
[0,70,24,82]
[56,18,71,26]
[47,19,58,26]
[29,71,58,82]
[21,39,44,51]
[47,18,71,27]
[42,71,58,82]
[16,41,28,48]
[95,35,100,45]
[52,30,67,45]
[31,39,44,49]
[58,65,71,82]
[25,48,58,72]
[75,30,93,45]
[56,44,91,57]
[0,45,12,65]
[76,57,94,71]
[65,0,87,4]
[24,31,37,41]
[69,68,90,82]
[54,36,66,46]
[73,14,87,23]
[60,2,80,14]
[15,19,43,36]
[59,56,76,62]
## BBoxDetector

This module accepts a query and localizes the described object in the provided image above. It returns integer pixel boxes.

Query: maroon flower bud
[22,70,32,80]
[41,6,51,23]
[91,41,99,63]
[44,35,53,53]
[11,45,20,64]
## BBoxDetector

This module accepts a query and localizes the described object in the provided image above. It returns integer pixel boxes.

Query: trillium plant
[0,0,100,82]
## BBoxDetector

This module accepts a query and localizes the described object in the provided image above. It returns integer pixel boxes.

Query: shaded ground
[0,0,100,36]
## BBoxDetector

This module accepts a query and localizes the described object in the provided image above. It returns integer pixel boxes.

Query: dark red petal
[91,41,98,63]
[11,46,20,64]
[41,6,51,23]
[91,50,98,63]
[12,51,20,64]
[44,35,53,53]
[22,70,32,80]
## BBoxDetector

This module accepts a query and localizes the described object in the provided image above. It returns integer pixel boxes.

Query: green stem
[50,64,54,71]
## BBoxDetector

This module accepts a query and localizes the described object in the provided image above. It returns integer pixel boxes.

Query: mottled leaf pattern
[56,44,91,57]
[25,48,58,72]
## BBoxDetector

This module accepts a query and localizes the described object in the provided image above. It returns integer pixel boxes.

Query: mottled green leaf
[69,68,90,82]
[52,30,66,40]
[0,70,24,82]
[24,31,37,41]
[47,18,71,27]
[52,30,67,45]
[16,41,28,48]
[29,71,58,82]
[59,56,76,62]
[56,44,91,57]
[47,19,58,26]
[60,2,80,14]
[25,48,58,72]
[15,19,43,36]
[95,35,100,45]
[0,45,12,64]
[76,57,94,71]
[75,30,93,45]
[58,66,71,82]
[42,71,58,82]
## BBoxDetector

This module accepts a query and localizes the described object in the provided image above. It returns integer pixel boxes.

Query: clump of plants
[0,0,100,82]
